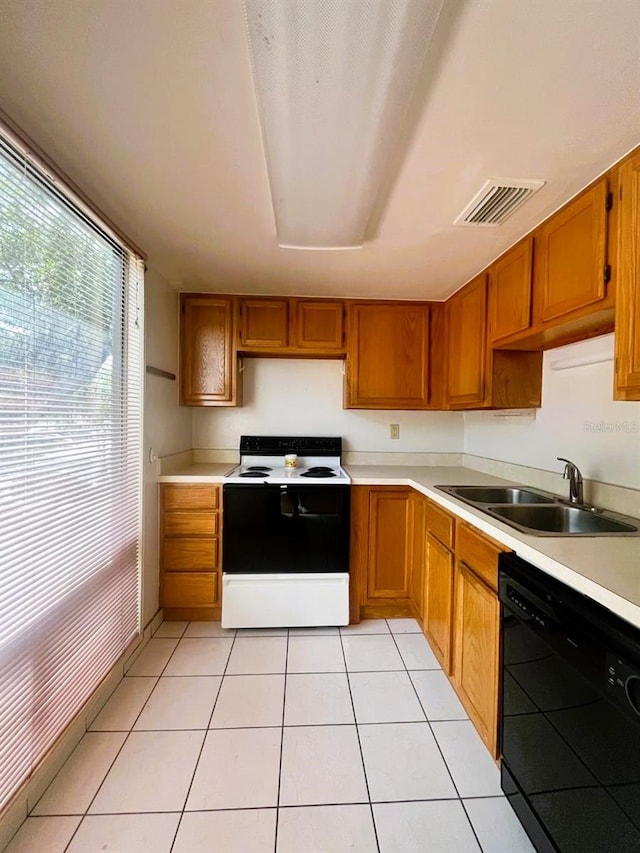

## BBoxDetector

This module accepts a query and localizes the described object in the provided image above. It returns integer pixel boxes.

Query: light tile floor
[6,619,535,852]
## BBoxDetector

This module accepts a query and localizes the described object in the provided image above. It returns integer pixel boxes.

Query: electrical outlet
[390,423,400,440]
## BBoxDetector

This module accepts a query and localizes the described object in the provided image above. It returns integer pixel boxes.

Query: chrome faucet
[557,457,584,505]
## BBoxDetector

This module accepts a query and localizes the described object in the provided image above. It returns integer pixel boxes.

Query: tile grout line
[168,625,238,853]
[89,715,476,734]
[59,631,188,852]
[273,629,290,852]
[339,627,381,853]
[386,620,486,852]
[25,795,509,819]
[460,798,489,853]
[44,622,491,850]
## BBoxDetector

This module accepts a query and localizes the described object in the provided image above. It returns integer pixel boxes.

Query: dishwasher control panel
[605,652,640,717]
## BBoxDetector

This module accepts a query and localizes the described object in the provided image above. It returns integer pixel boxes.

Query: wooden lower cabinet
[160,484,221,620]
[451,522,505,758]
[453,561,500,756]
[349,486,414,620]
[423,500,456,672]
[421,504,506,757]
[423,532,455,673]
[409,492,426,621]
[163,572,218,608]
[366,488,412,603]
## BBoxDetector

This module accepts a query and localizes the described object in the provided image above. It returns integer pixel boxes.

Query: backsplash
[191,357,465,454]
[181,334,639,516]
[464,335,640,492]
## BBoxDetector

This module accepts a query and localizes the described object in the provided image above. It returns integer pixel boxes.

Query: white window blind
[0,130,143,812]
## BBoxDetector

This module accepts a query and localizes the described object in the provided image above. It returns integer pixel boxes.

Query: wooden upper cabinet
[237,297,345,355]
[614,152,640,400]
[293,299,345,352]
[345,302,430,409]
[446,274,487,408]
[180,294,239,406]
[238,298,289,349]
[533,178,609,325]
[488,237,533,344]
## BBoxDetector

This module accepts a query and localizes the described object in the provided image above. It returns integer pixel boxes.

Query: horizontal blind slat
[0,129,143,811]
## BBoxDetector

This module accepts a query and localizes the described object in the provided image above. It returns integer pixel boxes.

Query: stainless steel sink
[437,485,555,505]
[434,483,640,536]
[485,504,639,536]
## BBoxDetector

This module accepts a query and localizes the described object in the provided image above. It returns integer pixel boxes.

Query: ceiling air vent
[454,178,545,227]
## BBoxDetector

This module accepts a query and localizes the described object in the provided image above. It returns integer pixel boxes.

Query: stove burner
[246,466,272,472]
[239,471,270,478]
[301,467,336,478]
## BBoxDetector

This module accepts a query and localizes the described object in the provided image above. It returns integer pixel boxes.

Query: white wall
[142,269,192,624]
[464,335,640,490]
[192,358,464,454]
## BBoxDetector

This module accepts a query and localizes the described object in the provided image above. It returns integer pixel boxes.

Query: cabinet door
[180,295,238,405]
[346,302,430,409]
[423,534,454,673]
[615,153,640,399]
[239,299,289,349]
[446,274,487,407]
[293,300,345,352]
[453,562,500,756]
[409,492,426,620]
[367,489,411,599]
[534,179,609,325]
[488,238,533,343]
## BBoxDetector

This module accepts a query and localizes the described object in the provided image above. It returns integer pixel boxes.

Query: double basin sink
[435,485,640,537]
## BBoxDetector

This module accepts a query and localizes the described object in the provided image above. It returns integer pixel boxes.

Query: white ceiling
[0,0,638,300]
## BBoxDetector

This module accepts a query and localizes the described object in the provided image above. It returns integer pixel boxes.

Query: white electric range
[221,436,351,629]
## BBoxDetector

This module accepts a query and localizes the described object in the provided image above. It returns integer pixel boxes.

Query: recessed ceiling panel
[243,0,444,248]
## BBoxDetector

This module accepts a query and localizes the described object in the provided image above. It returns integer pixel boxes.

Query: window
[0,130,143,811]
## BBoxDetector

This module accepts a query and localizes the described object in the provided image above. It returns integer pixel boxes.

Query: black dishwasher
[499,552,640,853]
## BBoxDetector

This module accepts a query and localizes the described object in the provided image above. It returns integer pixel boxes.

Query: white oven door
[221,572,349,629]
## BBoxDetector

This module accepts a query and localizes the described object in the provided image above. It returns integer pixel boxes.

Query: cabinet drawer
[163,572,218,607]
[164,511,219,536]
[456,523,505,592]
[425,501,455,550]
[163,485,219,510]
[164,537,218,571]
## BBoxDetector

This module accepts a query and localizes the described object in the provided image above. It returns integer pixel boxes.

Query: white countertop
[159,462,640,629]
[160,463,235,481]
